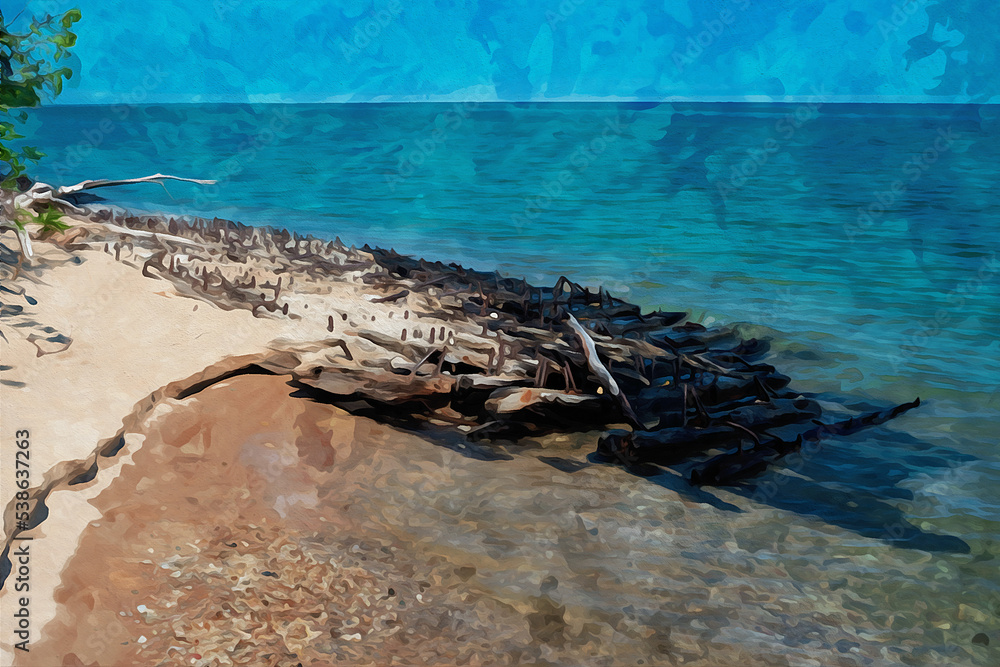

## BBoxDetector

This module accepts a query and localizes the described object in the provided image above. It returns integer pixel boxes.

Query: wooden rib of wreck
[47,208,920,487]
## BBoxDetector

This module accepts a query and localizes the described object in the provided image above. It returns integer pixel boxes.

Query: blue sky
[19,0,999,104]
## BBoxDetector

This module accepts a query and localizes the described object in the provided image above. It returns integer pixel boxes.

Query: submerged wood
[689,399,922,485]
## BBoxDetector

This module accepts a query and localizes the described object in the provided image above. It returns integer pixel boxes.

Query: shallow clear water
[24,102,1000,662]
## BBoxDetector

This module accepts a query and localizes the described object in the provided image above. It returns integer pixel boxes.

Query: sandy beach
[1,208,993,666]
[0,209,444,664]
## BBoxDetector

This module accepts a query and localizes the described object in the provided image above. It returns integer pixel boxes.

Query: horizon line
[46,96,1000,107]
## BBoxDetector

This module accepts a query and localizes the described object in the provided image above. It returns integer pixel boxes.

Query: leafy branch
[1,8,81,188]
[12,202,69,232]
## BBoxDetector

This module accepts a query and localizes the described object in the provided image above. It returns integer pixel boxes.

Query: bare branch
[565,312,642,428]
[55,174,217,195]
[14,189,87,215]
[0,222,34,260]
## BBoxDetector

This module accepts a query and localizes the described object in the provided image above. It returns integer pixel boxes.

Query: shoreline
[0,204,935,665]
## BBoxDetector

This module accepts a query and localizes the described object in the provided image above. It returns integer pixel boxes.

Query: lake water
[23,102,1000,664]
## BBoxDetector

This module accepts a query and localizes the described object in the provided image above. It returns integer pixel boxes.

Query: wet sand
[30,375,530,666]
[22,373,990,666]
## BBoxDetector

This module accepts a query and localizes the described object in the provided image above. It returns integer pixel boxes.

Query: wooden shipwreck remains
[43,209,920,487]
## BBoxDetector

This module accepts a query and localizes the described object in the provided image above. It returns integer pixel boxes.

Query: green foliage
[12,203,69,232]
[1,8,81,188]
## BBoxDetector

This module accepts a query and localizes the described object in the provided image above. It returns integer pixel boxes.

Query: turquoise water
[27,103,999,393]
[23,102,1000,659]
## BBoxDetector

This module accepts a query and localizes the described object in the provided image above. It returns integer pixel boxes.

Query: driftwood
[46,173,216,195]
[565,312,642,429]
[3,174,216,260]
[28,207,922,487]
[371,289,410,304]
[99,223,211,250]
[485,387,603,417]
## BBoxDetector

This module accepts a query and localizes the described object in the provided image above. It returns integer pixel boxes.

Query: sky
[17,0,1000,104]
